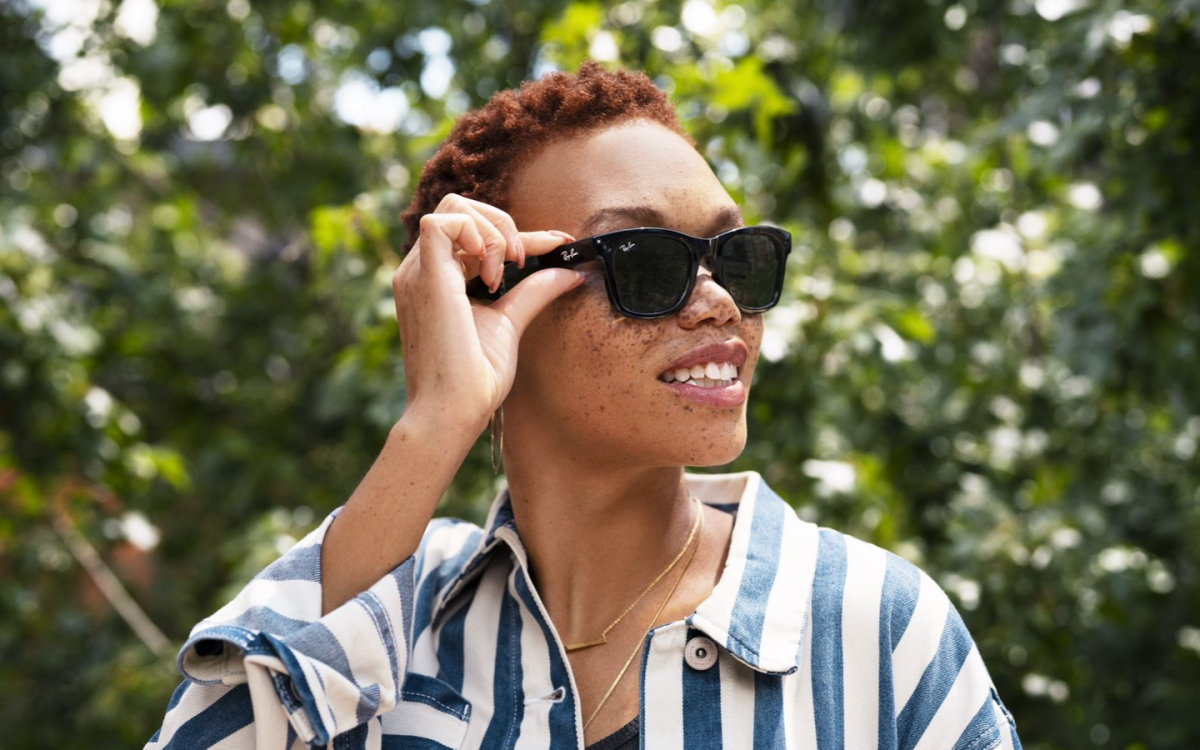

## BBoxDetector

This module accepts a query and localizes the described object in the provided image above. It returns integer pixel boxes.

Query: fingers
[416,212,485,297]
[488,267,591,339]
[413,194,578,296]
[477,230,576,293]
[435,195,511,293]
[463,207,574,267]
[453,229,576,291]
[517,229,576,259]
[466,201,525,272]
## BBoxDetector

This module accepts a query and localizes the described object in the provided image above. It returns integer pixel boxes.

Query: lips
[661,340,748,375]
[659,378,747,407]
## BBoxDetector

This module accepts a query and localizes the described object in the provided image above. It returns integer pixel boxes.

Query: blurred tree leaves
[2,0,1199,747]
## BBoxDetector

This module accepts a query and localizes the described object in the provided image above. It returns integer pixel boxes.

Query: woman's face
[502,119,764,468]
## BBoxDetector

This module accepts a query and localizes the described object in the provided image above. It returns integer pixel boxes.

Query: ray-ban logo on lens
[560,248,578,262]
[619,241,635,253]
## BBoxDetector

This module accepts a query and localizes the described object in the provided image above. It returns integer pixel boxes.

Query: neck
[499,408,701,642]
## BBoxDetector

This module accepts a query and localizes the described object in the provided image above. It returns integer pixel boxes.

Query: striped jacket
[146,469,1023,749]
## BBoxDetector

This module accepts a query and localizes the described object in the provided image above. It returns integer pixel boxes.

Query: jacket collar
[428,470,818,676]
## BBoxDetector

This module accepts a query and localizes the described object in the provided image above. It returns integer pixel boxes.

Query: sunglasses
[465,225,792,319]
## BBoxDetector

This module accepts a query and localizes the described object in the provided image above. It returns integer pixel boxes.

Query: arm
[320,408,486,615]
[145,199,583,748]
[144,412,486,750]
[884,554,1023,750]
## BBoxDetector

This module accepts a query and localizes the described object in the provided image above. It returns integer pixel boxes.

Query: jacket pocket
[378,672,472,749]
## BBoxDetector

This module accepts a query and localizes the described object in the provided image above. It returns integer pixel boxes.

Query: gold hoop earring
[489,404,504,475]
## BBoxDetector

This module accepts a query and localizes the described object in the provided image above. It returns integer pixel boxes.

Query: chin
[690,444,747,467]
[669,428,747,467]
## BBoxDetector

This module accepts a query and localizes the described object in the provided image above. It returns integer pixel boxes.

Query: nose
[675,260,741,328]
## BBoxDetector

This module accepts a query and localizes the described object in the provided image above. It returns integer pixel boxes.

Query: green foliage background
[2,0,1198,746]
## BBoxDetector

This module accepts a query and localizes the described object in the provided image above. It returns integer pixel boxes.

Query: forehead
[505,119,741,237]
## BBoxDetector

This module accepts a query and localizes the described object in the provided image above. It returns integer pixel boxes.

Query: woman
[146,61,1022,750]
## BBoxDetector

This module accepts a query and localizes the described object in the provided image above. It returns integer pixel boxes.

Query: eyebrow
[577,204,746,238]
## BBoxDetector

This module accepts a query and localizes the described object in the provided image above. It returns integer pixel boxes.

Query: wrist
[395,403,489,445]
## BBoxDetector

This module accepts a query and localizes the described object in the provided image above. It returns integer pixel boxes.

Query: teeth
[660,360,740,384]
[681,377,734,388]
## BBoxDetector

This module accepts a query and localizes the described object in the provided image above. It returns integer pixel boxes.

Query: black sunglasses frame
[465,224,792,320]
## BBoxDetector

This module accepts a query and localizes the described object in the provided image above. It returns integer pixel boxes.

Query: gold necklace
[565,495,704,652]
[582,496,705,733]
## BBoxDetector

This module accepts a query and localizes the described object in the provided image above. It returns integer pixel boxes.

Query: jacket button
[684,635,718,671]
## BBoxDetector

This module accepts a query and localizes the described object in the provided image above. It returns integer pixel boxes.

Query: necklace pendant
[565,635,608,651]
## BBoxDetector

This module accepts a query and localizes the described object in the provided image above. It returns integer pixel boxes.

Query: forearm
[320,408,486,615]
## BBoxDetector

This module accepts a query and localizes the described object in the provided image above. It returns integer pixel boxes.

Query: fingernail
[546,230,576,241]
[517,236,526,269]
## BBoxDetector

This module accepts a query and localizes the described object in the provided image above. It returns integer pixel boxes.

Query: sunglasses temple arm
[464,238,598,299]
[526,237,597,270]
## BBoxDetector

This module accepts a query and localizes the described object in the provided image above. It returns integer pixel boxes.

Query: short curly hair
[399,59,696,255]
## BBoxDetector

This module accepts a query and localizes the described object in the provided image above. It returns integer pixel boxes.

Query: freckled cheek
[550,289,648,395]
[532,290,601,364]
[741,315,764,347]
[739,315,765,382]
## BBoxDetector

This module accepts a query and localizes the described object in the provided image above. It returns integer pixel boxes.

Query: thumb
[487,267,592,336]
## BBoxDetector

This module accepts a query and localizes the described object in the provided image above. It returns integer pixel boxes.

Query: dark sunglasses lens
[610,236,692,314]
[721,234,783,308]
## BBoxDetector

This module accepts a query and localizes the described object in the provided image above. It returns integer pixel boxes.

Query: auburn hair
[399,59,696,255]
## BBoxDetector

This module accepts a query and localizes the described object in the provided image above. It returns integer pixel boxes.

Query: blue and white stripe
[146,470,1023,749]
